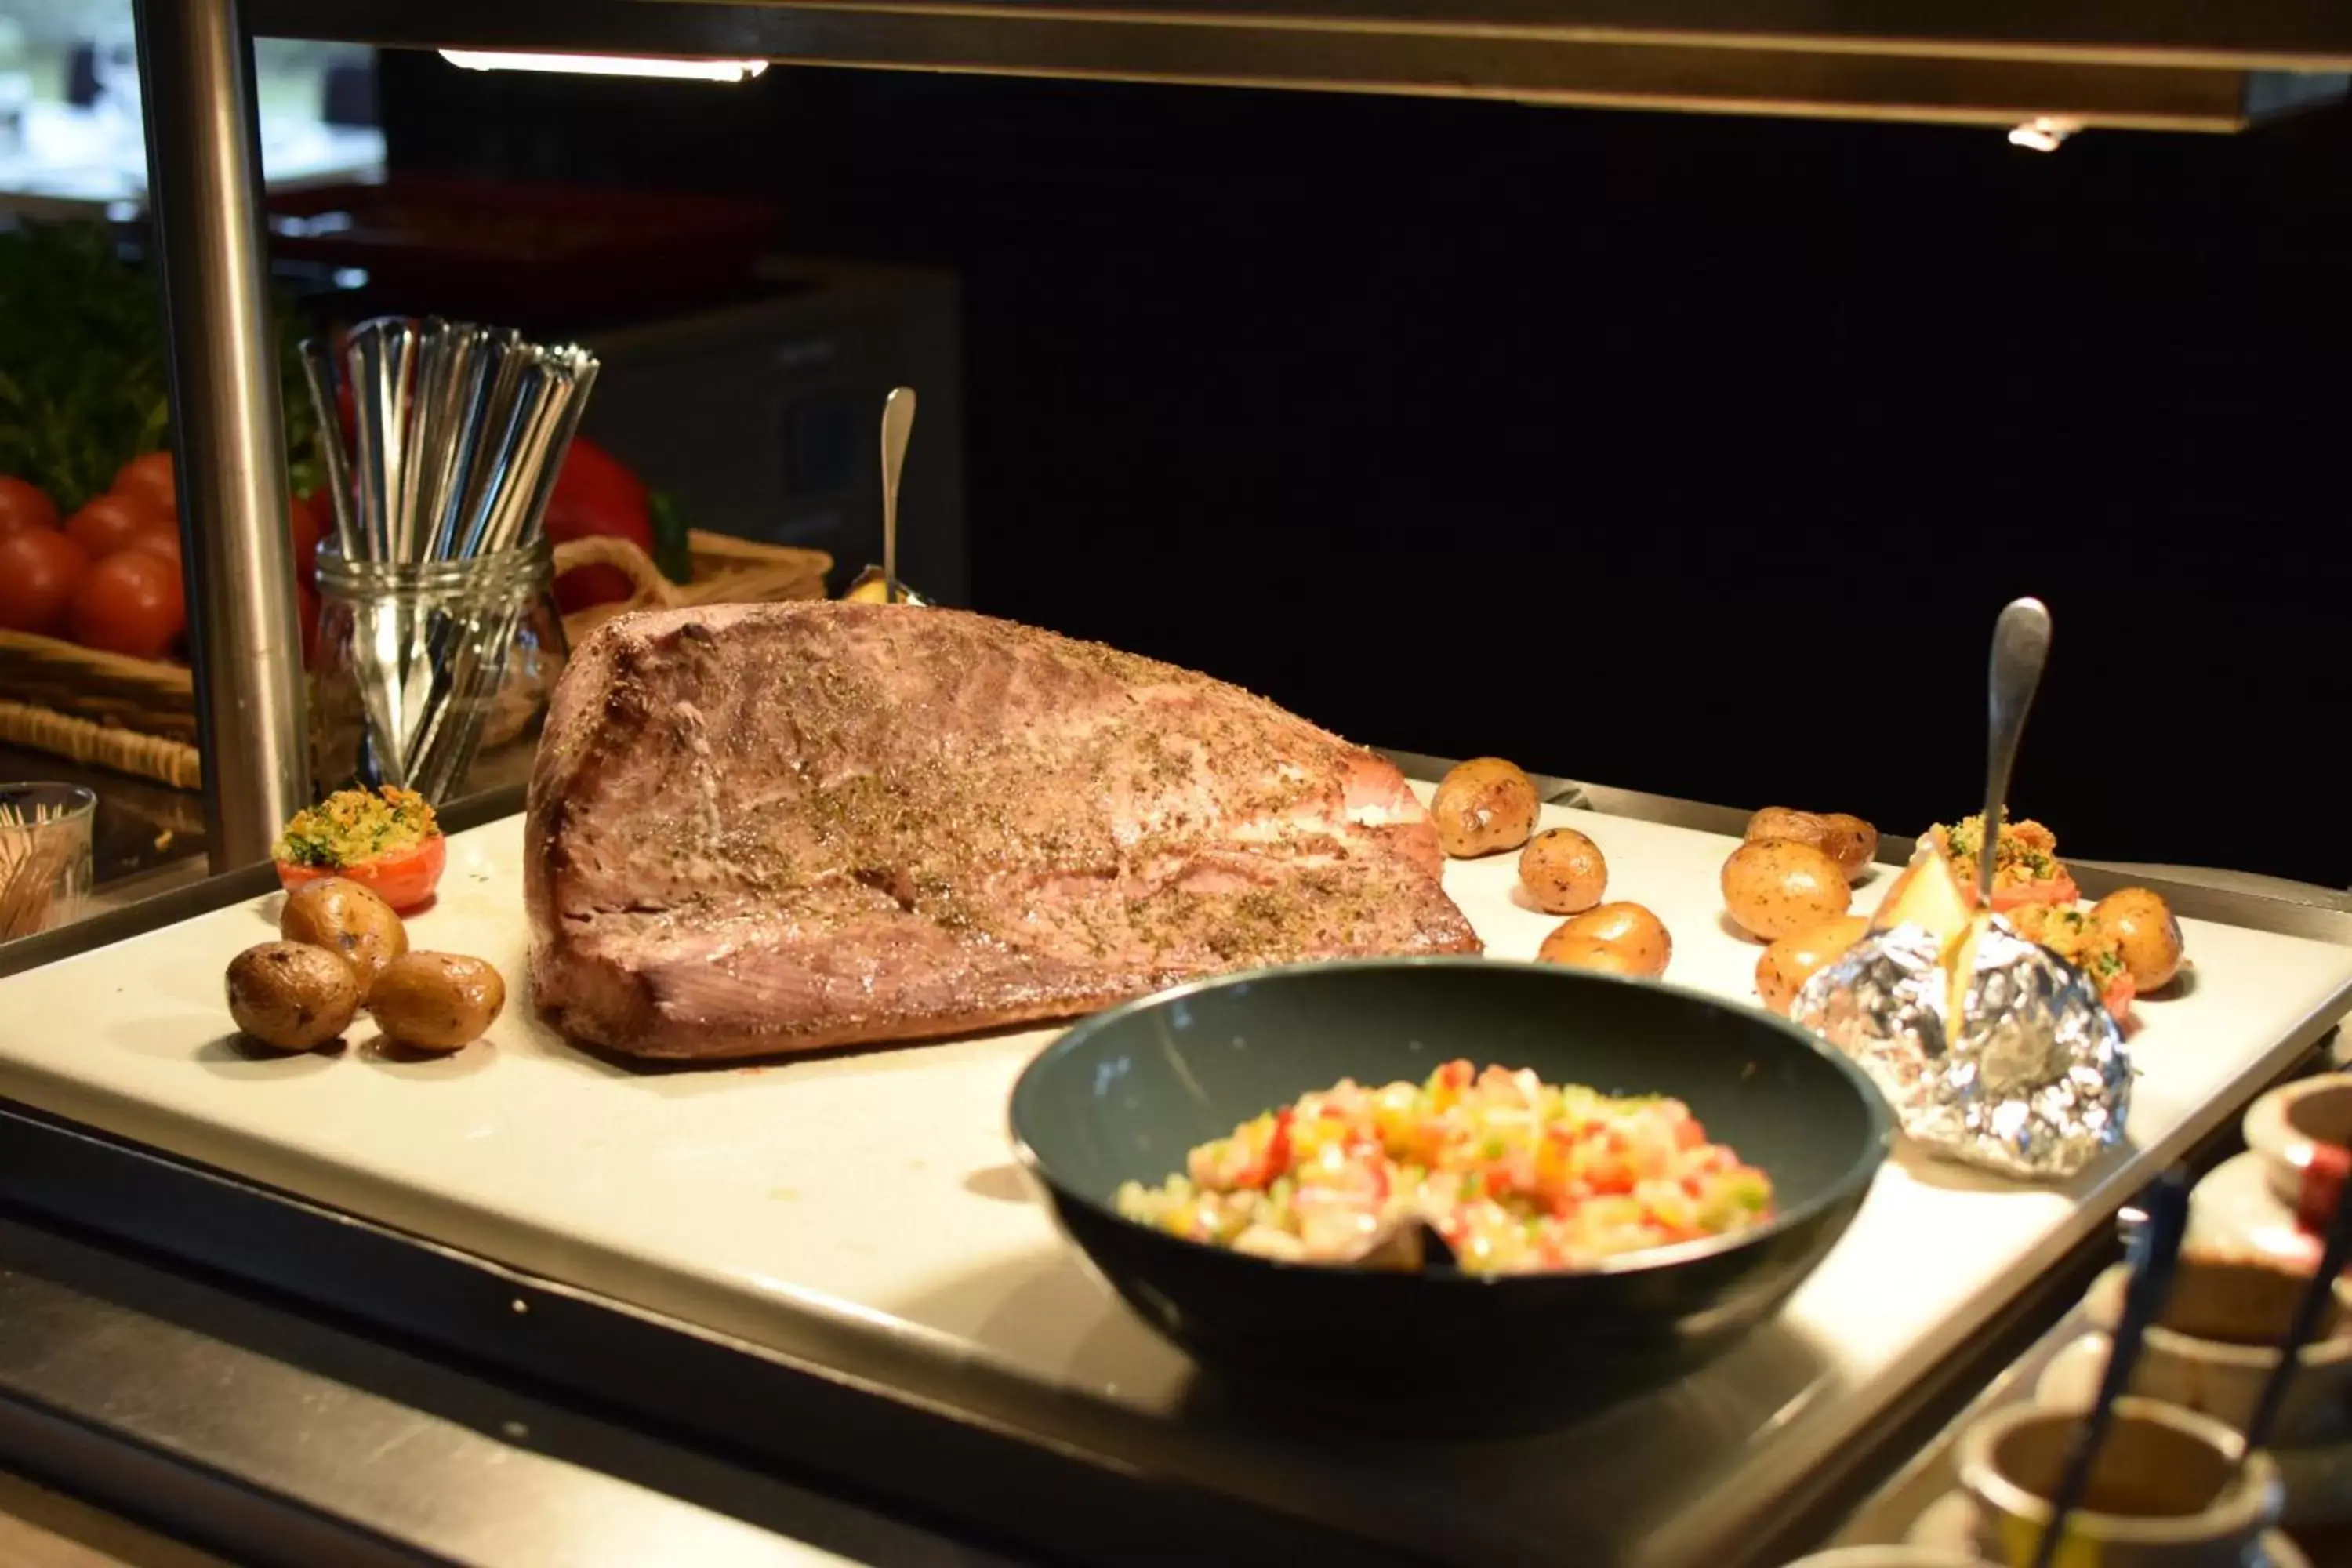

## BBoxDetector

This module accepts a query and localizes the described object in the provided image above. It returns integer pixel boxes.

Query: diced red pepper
[1585,1152,1636,1196]
[1231,1107,1294,1189]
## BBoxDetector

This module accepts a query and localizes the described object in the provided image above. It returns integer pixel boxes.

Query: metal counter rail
[0,1210,1025,1567]
[0,768,2346,1566]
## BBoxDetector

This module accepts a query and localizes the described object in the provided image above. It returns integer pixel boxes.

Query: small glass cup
[311,540,568,802]
[0,784,97,942]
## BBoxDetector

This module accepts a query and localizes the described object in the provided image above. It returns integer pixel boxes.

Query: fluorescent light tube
[439,51,769,83]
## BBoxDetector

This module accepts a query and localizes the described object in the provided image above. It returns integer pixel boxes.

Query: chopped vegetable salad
[1114,1061,1774,1275]
[1929,811,2076,909]
[274,785,440,869]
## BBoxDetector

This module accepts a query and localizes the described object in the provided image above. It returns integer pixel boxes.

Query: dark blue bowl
[1010,958,1891,1432]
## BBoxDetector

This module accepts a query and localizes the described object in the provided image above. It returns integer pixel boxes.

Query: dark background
[379,54,2352,885]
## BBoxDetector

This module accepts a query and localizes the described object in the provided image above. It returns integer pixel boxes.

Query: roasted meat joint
[525,601,1481,1058]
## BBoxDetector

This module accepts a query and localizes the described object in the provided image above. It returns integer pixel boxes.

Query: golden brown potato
[2092,887,2185,992]
[279,877,408,1000]
[1755,914,1871,1015]
[226,941,360,1052]
[1817,814,1880,878]
[369,953,507,1052]
[1518,827,1608,915]
[1535,930,1645,976]
[1744,808,1833,855]
[1549,901,1671,978]
[1430,757,1539,859]
[1721,839,1851,942]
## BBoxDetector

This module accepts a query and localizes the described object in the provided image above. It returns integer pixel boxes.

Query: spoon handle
[1979,598,2054,909]
[2241,1160,2352,1455]
[2030,1169,2190,1568]
[880,387,917,604]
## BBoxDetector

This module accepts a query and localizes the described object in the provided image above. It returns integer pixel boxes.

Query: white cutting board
[3,797,2349,1566]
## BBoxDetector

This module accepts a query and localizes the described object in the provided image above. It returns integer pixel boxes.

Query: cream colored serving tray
[2,793,2347,1567]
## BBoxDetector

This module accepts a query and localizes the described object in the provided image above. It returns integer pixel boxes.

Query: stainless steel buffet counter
[0,764,2343,1568]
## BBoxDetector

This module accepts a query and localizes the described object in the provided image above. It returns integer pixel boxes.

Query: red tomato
[276,833,446,913]
[69,549,187,660]
[2101,971,2136,1024]
[67,493,168,559]
[0,477,59,539]
[97,496,318,582]
[296,578,319,669]
[0,529,91,636]
[112,452,176,517]
[1989,871,2082,913]
[288,492,323,586]
[127,521,183,569]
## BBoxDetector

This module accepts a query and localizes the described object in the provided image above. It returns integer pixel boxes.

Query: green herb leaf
[0,220,321,514]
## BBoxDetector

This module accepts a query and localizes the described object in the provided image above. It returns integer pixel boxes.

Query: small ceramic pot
[1955,1397,2281,1566]
[2242,1074,2352,1227]
[2075,1254,2352,1445]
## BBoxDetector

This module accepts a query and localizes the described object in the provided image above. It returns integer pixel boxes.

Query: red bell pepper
[545,435,658,612]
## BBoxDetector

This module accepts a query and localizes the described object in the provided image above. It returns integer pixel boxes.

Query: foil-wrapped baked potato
[1791,844,2131,1180]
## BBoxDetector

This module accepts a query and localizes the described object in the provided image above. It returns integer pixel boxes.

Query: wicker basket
[0,628,195,742]
[0,699,203,790]
[556,529,832,644]
[0,530,832,792]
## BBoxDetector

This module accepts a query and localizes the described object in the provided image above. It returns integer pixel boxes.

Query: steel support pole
[135,0,309,870]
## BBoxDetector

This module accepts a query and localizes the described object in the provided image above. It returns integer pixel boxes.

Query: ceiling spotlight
[439,51,769,83]
[2007,116,2082,153]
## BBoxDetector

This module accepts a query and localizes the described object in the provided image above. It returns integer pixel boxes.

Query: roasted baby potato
[1534,931,1645,976]
[2092,887,2185,992]
[1721,839,1851,942]
[1744,808,1833,853]
[279,877,408,1000]
[1518,827,1608,915]
[1755,914,1870,1015]
[1431,757,1539,859]
[1745,807,1877,879]
[1817,814,1880,878]
[1546,901,1671,978]
[369,952,507,1053]
[226,941,360,1053]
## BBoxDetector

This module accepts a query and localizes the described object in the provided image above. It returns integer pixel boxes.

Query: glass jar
[0,784,96,942]
[311,541,568,801]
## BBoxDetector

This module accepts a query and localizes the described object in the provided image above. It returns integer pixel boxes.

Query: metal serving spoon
[2029,1167,2190,1568]
[880,385,917,604]
[1978,597,2054,909]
